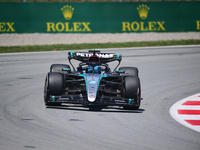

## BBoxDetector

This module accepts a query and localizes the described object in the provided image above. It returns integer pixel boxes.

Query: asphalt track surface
[1,45,200,150]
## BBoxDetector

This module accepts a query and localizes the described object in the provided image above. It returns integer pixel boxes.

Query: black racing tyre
[122,76,141,110]
[44,72,64,106]
[119,67,138,76]
[50,64,71,73]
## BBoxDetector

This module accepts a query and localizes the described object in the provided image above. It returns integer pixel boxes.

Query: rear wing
[68,50,122,72]
[68,50,122,63]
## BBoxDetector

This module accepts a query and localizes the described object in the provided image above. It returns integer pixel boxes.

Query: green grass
[0,39,200,53]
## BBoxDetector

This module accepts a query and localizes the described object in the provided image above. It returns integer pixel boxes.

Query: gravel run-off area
[0,32,200,46]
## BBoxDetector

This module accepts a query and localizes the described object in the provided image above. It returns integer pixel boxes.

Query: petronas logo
[61,5,74,20]
[137,4,150,20]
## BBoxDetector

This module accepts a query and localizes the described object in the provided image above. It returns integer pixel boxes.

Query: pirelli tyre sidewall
[123,75,141,110]
[44,72,64,106]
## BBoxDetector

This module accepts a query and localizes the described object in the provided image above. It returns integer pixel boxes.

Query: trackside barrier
[0,2,200,33]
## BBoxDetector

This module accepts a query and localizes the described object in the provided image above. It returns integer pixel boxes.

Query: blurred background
[0,0,199,47]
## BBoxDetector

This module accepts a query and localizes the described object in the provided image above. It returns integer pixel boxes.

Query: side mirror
[62,68,71,71]
[116,70,125,73]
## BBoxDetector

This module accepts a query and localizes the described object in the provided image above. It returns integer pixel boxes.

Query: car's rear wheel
[50,64,71,73]
[122,76,141,110]
[44,72,64,106]
[119,67,138,76]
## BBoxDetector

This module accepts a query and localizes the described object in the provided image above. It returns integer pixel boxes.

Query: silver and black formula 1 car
[44,50,141,110]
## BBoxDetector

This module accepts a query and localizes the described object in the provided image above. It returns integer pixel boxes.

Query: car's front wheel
[50,64,71,73]
[44,72,64,106]
[122,76,141,110]
[119,67,138,76]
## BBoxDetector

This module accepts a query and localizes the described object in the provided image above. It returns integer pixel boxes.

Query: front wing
[47,95,136,106]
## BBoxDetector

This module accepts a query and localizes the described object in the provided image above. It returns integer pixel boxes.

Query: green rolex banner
[0,2,200,33]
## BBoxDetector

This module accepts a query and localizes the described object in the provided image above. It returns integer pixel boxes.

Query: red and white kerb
[170,93,200,132]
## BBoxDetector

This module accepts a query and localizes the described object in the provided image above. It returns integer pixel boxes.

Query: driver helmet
[88,55,100,62]
[87,55,101,73]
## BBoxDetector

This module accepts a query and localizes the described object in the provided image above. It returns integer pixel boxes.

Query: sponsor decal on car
[89,81,96,84]
[75,52,114,58]
[89,95,95,98]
